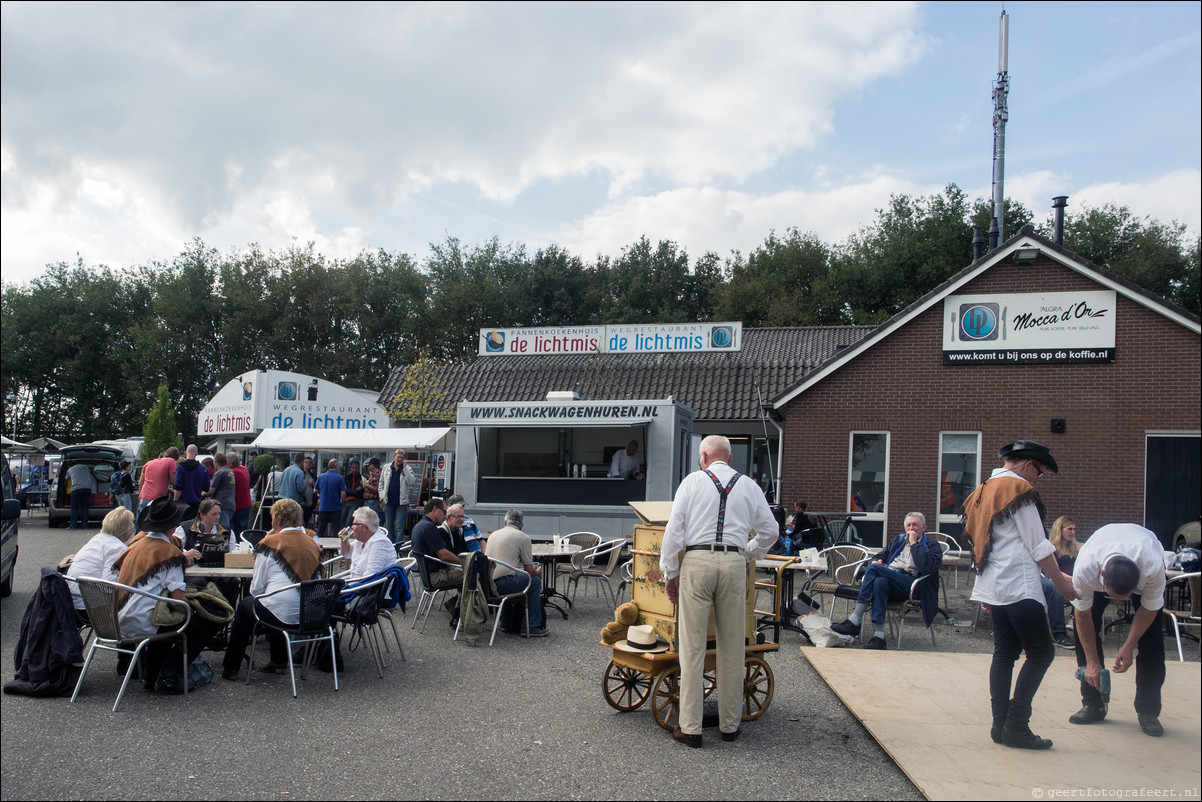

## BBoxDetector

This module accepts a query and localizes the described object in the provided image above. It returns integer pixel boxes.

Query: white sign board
[942,291,1116,365]
[197,370,392,436]
[479,322,741,356]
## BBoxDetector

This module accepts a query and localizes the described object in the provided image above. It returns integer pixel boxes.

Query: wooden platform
[801,649,1201,801]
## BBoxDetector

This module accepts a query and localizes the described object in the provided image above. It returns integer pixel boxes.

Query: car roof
[59,444,124,458]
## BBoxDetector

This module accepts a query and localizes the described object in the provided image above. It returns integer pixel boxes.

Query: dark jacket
[3,568,85,697]
[871,533,943,627]
[174,459,211,504]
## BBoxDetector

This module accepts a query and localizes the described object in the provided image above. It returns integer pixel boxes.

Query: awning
[1,436,38,454]
[244,427,453,452]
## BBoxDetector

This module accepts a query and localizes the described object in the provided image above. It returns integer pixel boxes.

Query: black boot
[990,700,1009,744]
[1002,700,1052,750]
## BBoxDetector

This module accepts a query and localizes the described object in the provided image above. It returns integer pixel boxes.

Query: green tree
[139,382,183,462]
[390,350,454,425]
[1037,203,1200,315]
[833,185,977,323]
[713,229,841,326]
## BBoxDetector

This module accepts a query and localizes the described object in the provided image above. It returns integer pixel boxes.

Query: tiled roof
[379,326,874,421]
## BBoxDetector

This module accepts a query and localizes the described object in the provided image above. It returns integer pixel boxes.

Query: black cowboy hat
[138,496,188,532]
[998,440,1059,474]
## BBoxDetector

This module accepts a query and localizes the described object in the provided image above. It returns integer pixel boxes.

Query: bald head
[699,435,732,470]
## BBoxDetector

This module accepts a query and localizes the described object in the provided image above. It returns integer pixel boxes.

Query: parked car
[1174,520,1201,552]
[2,454,19,597]
[47,444,124,529]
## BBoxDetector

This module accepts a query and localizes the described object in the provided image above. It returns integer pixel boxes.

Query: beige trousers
[677,550,746,736]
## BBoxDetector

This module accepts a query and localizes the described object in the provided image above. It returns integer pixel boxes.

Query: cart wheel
[651,666,681,731]
[741,655,774,721]
[603,660,652,711]
[702,668,716,699]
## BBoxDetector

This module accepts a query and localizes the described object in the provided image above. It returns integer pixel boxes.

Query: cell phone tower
[990,9,1010,246]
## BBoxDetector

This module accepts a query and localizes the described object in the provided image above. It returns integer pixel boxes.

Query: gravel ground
[2,511,1195,801]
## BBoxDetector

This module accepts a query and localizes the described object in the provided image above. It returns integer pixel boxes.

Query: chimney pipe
[1052,195,1068,246]
[987,217,999,250]
[972,227,984,261]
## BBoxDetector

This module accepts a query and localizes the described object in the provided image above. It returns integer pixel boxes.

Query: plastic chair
[1165,572,1201,662]
[802,545,871,619]
[411,554,461,633]
[248,578,346,698]
[239,529,269,550]
[453,556,531,646]
[70,577,191,712]
[334,572,395,677]
[566,539,625,607]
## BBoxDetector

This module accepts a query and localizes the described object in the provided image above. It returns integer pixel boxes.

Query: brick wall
[779,257,1201,541]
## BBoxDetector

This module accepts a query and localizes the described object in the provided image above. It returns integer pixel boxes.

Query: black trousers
[144,613,224,684]
[989,598,1055,718]
[223,596,289,671]
[1074,591,1165,716]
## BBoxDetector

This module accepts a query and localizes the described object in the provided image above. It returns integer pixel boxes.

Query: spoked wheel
[741,655,774,721]
[702,668,716,699]
[651,666,681,730]
[603,660,652,711]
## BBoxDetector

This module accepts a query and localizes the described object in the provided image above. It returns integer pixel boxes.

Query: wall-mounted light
[1050,418,1066,434]
[1013,247,1040,263]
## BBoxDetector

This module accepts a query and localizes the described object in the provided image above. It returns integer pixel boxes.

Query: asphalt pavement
[4,511,1186,801]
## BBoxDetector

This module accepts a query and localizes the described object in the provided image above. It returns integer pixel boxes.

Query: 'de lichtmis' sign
[478,323,741,356]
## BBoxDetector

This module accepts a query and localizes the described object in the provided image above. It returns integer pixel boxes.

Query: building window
[848,431,889,517]
[938,432,980,529]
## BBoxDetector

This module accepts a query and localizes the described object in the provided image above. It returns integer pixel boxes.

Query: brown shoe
[255,662,287,675]
[721,727,742,742]
[672,727,702,748]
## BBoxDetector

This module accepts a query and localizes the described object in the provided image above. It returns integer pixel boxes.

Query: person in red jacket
[229,452,253,537]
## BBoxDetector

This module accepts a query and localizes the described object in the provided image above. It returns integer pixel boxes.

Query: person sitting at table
[221,498,323,681]
[410,498,461,624]
[1049,516,1080,575]
[608,440,645,480]
[113,496,222,690]
[439,502,471,555]
[185,498,232,553]
[66,507,136,616]
[830,511,942,649]
[486,509,546,637]
[789,500,823,551]
[445,495,485,553]
[1040,516,1079,649]
[337,506,395,581]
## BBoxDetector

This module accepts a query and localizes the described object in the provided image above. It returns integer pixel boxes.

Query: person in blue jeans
[1041,576,1075,648]
[379,450,416,545]
[486,509,546,637]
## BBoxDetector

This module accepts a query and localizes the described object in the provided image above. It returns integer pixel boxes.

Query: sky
[2,1,1199,286]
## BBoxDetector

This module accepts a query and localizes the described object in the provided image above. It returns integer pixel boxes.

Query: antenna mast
[991,10,1010,244]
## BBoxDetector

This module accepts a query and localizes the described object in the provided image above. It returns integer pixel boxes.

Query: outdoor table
[531,542,581,620]
[756,552,827,635]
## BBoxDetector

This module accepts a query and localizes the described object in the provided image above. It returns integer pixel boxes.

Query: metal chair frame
[1165,572,1201,662]
[411,554,462,633]
[453,557,532,646]
[567,539,625,607]
[70,576,191,712]
[248,578,346,698]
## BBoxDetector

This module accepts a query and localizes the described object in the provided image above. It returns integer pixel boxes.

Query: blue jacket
[871,533,943,626]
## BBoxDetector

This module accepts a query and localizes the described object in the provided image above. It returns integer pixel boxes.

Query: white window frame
[936,431,981,528]
[847,430,889,524]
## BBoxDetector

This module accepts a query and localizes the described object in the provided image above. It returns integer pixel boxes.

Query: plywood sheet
[802,649,1201,801]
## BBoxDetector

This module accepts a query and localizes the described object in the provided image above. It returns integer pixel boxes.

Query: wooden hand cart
[599,503,790,730]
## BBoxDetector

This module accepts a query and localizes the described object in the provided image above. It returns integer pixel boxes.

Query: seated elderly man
[337,506,395,581]
[221,498,322,681]
[410,498,462,624]
[486,509,547,638]
[831,511,943,649]
[112,497,221,690]
[439,502,471,555]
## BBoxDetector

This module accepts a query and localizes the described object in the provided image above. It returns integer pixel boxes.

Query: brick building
[773,228,1201,549]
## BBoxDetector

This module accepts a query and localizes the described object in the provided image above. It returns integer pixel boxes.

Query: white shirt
[609,450,642,479]
[251,527,311,625]
[659,460,779,580]
[347,530,395,580]
[116,533,187,638]
[1071,523,1166,612]
[970,468,1055,607]
[66,533,127,610]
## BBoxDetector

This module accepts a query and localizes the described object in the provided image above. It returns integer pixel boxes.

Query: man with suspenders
[661,435,779,747]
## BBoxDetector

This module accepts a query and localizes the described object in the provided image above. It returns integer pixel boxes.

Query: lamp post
[5,394,16,442]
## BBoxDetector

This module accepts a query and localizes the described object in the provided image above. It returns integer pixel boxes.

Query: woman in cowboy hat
[112,496,224,690]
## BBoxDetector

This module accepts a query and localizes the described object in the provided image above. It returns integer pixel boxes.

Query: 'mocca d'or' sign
[941,291,1116,365]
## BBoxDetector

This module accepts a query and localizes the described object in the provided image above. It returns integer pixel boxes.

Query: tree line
[2,185,1197,443]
